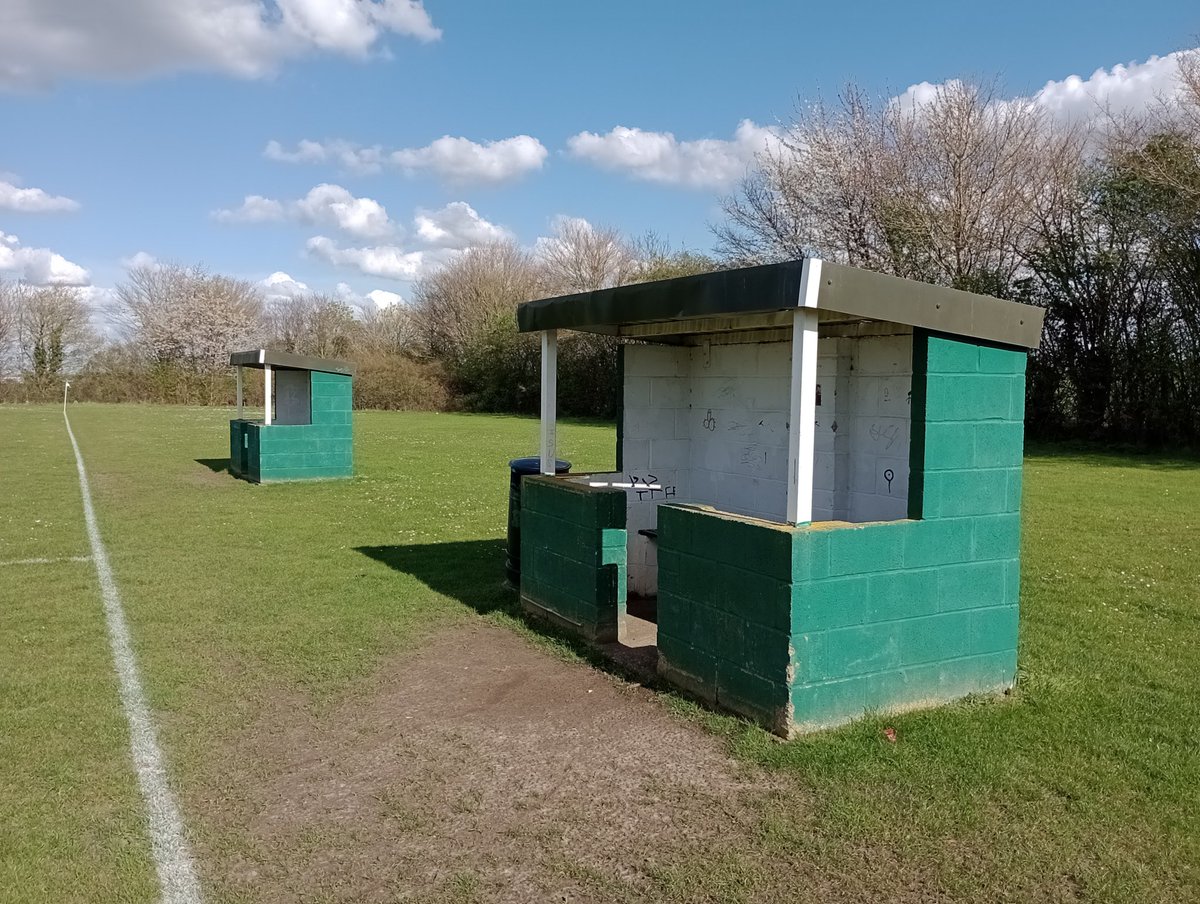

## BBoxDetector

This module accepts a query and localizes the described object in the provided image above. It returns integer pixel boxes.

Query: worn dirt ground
[187,622,834,904]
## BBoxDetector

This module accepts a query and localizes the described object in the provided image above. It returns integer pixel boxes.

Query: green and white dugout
[228,349,355,483]
[515,259,1045,736]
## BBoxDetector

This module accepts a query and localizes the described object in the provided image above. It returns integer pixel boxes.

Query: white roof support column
[236,365,244,419]
[263,363,273,426]
[539,329,558,475]
[786,258,822,525]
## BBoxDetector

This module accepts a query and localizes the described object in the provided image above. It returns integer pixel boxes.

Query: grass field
[1,403,1198,903]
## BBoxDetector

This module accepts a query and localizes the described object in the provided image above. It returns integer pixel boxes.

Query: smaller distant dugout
[228,349,355,483]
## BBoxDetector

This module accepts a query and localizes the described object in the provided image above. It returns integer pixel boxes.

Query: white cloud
[306,235,426,281]
[889,80,955,117]
[332,281,405,314]
[77,285,120,337]
[78,285,115,306]
[0,177,80,213]
[367,288,405,308]
[365,0,441,41]
[213,195,286,224]
[892,50,1193,130]
[263,139,385,174]
[0,231,90,285]
[267,134,549,185]
[333,281,370,313]
[532,214,592,259]
[566,49,1195,193]
[390,135,548,185]
[259,271,401,312]
[301,200,508,280]
[292,184,394,238]
[262,270,309,292]
[566,120,781,190]
[264,139,328,164]
[214,184,394,239]
[0,0,440,90]
[413,201,511,248]
[120,251,161,270]
[258,270,311,301]
[1031,51,1190,126]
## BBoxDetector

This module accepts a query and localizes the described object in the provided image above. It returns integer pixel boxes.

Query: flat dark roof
[229,349,356,375]
[516,259,1044,349]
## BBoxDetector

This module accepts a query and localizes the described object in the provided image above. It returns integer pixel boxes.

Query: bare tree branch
[537,219,638,293]
[12,284,94,384]
[115,263,265,372]
[717,79,1084,295]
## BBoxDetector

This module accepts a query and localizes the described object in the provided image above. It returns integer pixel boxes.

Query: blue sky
[0,1,1196,310]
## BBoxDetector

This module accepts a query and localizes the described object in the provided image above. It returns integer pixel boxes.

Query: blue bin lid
[510,456,571,475]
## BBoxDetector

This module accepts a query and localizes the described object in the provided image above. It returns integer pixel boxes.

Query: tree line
[717,53,1200,447]
[0,223,712,417]
[2,53,1197,446]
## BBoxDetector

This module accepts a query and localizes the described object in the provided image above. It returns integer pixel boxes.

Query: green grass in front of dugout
[2,402,1198,903]
[0,406,157,904]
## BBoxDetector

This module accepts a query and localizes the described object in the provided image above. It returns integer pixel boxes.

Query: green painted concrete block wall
[519,476,627,643]
[229,419,251,478]
[656,331,1028,736]
[656,504,794,733]
[228,371,353,483]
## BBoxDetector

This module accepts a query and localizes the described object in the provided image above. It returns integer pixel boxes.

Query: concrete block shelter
[228,349,354,482]
[515,259,1045,737]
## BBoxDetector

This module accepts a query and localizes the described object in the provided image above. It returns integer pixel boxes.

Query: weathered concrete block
[925,336,980,374]
[519,478,626,645]
[791,576,869,631]
[971,513,1022,561]
[937,560,1007,610]
[789,677,868,734]
[826,524,905,577]
[926,375,1013,422]
[865,568,940,621]
[977,344,1027,374]
[896,612,972,666]
[922,422,977,470]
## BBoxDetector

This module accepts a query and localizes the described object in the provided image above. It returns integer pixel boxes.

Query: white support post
[263,363,273,426]
[786,259,822,524]
[236,366,244,419]
[539,329,557,475]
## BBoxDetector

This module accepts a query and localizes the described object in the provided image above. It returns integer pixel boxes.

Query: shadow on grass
[356,540,513,615]
[195,457,231,473]
[355,540,668,692]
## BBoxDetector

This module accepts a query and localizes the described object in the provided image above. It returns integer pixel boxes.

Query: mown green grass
[0,407,157,904]
[0,404,618,903]
[1,403,1197,903]
[668,446,1200,901]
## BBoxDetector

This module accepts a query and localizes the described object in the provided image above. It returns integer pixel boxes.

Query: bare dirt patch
[189,621,820,903]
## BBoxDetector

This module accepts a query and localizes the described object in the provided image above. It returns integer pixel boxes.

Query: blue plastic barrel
[506,456,570,586]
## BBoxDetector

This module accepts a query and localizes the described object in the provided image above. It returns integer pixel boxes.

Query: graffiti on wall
[629,474,677,501]
[869,422,901,450]
[586,474,678,502]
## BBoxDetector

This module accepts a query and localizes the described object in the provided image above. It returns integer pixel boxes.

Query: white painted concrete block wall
[687,342,790,522]
[617,344,690,596]
[812,339,851,521]
[612,333,913,596]
[844,334,912,522]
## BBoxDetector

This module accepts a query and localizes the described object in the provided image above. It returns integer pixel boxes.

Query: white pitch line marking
[63,407,203,904]
[0,555,92,566]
